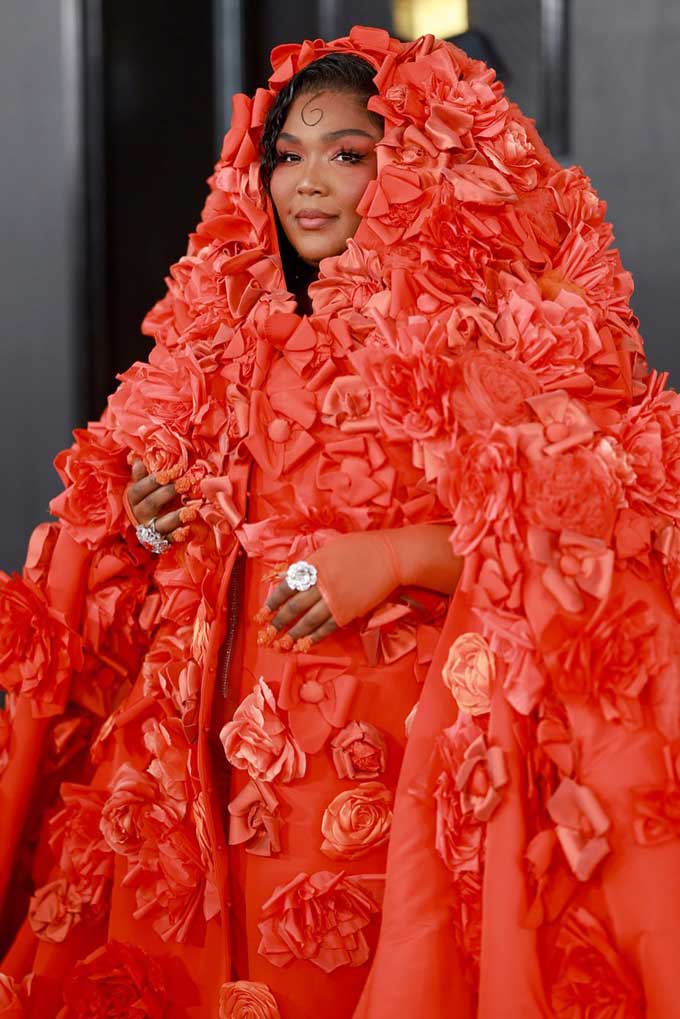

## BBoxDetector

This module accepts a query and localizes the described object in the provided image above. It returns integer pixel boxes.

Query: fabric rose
[0,974,24,1019]
[49,421,130,547]
[57,941,168,1019]
[550,907,643,1016]
[29,878,84,943]
[228,779,281,856]
[331,721,387,780]
[220,677,306,783]
[320,782,393,860]
[258,870,379,972]
[456,734,508,822]
[48,785,113,910]
[524,448,617,542]
[351,316,459,479]
[109,343,230,478]
[547,777,610,881]
[142,717,192,817]
[442,632,495,715]
[310,239,388,333]
[433,716,486,877]
[615,375,680,521]
[450,349,541,432]
[526,527,614,616]
[123,814,218,943]
[442,431,523,555]
[100,763,182,857]
[277,654,358,754]
[547,597,665,728]
[494,280,602,390]
[219,981,280,1019]
[0,572,83,715]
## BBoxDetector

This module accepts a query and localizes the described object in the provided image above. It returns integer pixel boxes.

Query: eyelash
[275,148,366,165]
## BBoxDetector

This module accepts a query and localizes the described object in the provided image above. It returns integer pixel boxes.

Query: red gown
[2,24,680,1019]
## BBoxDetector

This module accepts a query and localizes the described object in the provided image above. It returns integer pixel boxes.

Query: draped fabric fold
[1,24,680,1019]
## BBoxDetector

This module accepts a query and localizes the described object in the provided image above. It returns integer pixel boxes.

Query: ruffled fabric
[0,21,678,1019]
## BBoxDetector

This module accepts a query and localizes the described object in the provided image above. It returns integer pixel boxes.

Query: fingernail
[292,636,313,653]
[179,506,198,524]
[253,607,274,625]
[273,634,295,653]
[171,526,190,543]
[257,625,278,648]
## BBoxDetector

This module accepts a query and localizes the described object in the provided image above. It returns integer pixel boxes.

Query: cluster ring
[136,517,171,555]
[285,560,318,592]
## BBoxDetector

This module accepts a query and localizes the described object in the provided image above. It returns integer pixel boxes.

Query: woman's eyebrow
[277,128,377,144]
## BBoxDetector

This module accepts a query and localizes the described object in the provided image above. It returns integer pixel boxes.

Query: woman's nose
[296,161,328,195]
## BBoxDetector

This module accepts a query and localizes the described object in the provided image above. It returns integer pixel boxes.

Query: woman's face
[269,89,382,267]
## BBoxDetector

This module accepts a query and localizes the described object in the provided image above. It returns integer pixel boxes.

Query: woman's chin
[289,232,347,267]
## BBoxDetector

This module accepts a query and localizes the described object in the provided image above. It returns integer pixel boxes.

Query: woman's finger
[272,588,321,630]
[154,509,183,536]
[134,484,178,525]
[305,616,338,646]
[128,474,174,508]
[131,459,147,483]
[288,598,334,641]
[266,577,296,612]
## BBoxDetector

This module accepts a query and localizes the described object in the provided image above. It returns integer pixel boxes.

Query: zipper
[219,547,245,699]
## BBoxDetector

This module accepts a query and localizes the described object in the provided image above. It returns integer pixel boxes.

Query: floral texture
[57,941,168,1019]
[220,677,306,782]
[442,631,495,715]
[219,981,281,1019]
[331,721,387,780]
[320,781,393,860]
[258,870,379,972]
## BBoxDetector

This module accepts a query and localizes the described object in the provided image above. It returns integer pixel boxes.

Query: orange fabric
[307,525,457,628]
[1,23,680,1019]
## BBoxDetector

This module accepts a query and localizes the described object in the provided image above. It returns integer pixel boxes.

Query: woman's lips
[294,211,338,230]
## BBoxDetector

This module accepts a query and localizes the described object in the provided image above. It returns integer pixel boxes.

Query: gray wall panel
[0,0,81,572]
[570,0,680,381]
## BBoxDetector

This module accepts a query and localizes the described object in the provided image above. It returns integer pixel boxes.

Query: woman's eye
[276,151,300,163]
[335,149,365,164]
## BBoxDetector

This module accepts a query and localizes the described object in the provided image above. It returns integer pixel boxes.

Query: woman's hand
[265,577,338,649]
[261,525,461,649]
[125,460,184,538]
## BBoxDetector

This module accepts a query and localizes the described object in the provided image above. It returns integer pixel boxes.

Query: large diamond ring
[136,518,171,555]
[285,560,318,592]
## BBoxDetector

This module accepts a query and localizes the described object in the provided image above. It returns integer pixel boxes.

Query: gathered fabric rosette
[0,23,678,1018]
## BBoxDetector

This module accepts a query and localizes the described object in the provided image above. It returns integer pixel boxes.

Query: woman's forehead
[280,90,379,138]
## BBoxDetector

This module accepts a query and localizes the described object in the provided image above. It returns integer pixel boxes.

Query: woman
[1,25,679,1019]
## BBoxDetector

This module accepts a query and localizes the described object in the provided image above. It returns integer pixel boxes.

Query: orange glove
[260,525,460,649]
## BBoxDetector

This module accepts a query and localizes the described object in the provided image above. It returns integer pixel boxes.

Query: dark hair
[259,53,382,193]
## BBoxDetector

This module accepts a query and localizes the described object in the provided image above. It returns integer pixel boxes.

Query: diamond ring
[285,560,318,592]
[136,518,171,555]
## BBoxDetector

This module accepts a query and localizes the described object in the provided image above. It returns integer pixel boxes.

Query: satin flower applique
[456,734,508,822]
[547,777,610,881]
[526,526,615,616]
[220,677,306,782]
[228,779,282,856]
[257,871,379,972]
[442,631,495,716]
[219,981,281,1019]
[277,654,358,754]
[550,907,643,1016]
[320,781,393,860]
[57,941,169,1019]
[331,721,387,780]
